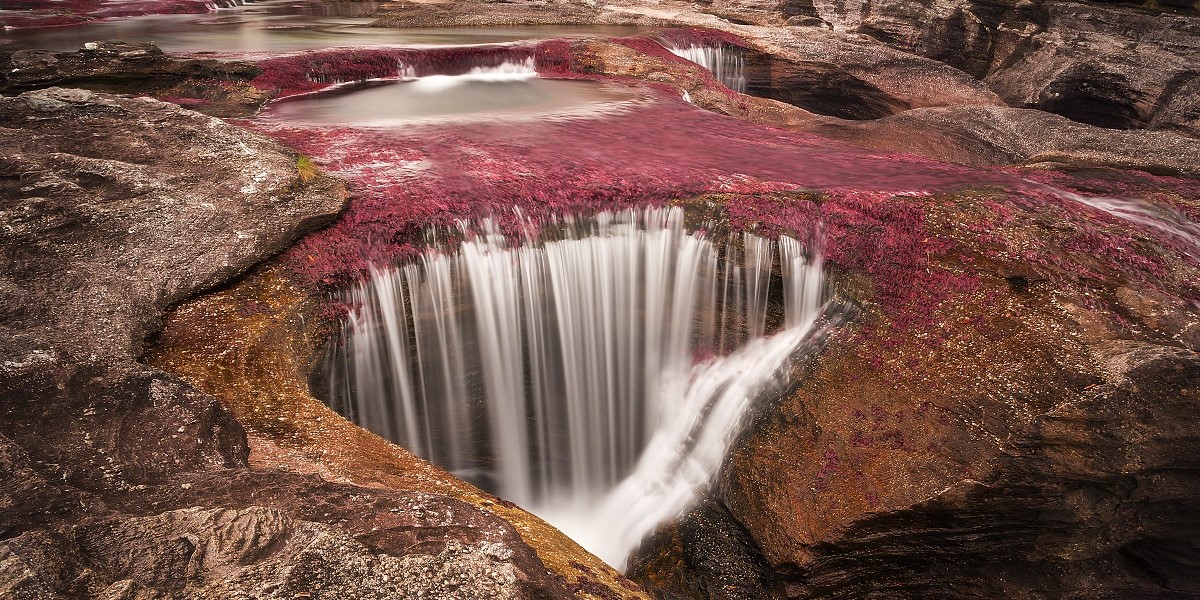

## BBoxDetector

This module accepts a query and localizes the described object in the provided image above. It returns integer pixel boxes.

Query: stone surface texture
[1,0,1198,597]
[0,42,269,117]
[0,88,621,599]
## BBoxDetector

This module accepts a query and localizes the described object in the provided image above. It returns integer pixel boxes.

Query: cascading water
[404,57,539,91]
[1026,180,1200,256]
[660,43,747,93]
[324,206,825,565]
[269,55,640,125]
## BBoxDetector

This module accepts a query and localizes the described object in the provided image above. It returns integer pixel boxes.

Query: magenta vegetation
[244,39,1199,344]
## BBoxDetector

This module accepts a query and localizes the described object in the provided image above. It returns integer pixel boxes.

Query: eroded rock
[628,186,1200,598]
[807,0,1200,135]
[0,88,589,598]
[0,42,269,117]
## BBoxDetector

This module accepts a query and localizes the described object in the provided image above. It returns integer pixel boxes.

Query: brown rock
[807,0,1200,135]
[627,496,780,600]
[0,42,270,117]
[0,88,589,598]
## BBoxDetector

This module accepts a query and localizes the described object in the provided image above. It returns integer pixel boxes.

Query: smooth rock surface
[0,88,577,599]
[0,42,269,117]
[629,183,1200,598]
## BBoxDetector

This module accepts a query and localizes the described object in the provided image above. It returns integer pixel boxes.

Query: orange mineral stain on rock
[146,267,649,600]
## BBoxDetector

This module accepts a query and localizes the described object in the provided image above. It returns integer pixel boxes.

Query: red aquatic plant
[242,41,1197,343]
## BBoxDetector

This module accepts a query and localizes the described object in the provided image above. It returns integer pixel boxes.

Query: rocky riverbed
[2,0,1198,598]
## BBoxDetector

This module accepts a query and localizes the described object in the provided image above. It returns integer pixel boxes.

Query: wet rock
[627,496,780,600]
[706,206,1200,597]
[0,88,579,598]
[721,340,1200,598]
[0,42,270,117]
[808,0,1200,135]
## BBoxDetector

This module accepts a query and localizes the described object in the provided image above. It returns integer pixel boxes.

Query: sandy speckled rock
[0,88,585,599]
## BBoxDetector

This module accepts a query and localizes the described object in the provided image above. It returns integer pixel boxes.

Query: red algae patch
[243,40,1200,352]
[242,96,1007,287]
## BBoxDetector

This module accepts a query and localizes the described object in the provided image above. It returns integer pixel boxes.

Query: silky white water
[325,206,824,565]
[405,57,539,91]
[269,56,641,126]
[661,43,747,93]
[1027,180,1200,256]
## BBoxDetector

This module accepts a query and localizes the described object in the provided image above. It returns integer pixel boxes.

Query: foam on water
[406,57,539,91]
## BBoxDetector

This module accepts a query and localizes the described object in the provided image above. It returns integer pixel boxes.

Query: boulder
[0,42,269,117]
[0,88,587,598]
[807,0,1200,135]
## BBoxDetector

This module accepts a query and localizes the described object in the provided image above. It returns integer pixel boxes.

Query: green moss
[296,155,318,184]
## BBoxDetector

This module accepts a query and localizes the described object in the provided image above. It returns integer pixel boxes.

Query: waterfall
[406,58,539,92]
[326,206,825,564]
[661,43,747,93]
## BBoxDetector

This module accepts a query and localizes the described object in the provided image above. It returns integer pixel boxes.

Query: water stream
[0,0,649,54]
[1027,180,1200,256]
[660,41,747,93]
[264,58,645,125]
[324,207,826,564]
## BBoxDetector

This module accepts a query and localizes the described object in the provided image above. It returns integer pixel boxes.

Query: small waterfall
[326,207,825,564]
[661,43,747,93]
[1027,180,1200,256]
[297,53,536,90]
[406,57,539,92]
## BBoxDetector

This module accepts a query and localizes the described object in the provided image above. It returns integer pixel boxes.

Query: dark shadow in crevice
[1035,73,1144,131]
[743,51,909,120]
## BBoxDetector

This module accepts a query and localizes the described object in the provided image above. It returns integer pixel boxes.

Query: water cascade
[268,55,639,125]
[660,42,747,93]
[324,207,825,564]
[403,57,539,91]
[1028,180,1200,255]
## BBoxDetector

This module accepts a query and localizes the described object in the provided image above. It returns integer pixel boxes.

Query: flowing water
[324,207,827,564]
[0,0,649,54]
[660,41,747,93]
[264,58,645,125]
[1027,180,1200,256]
